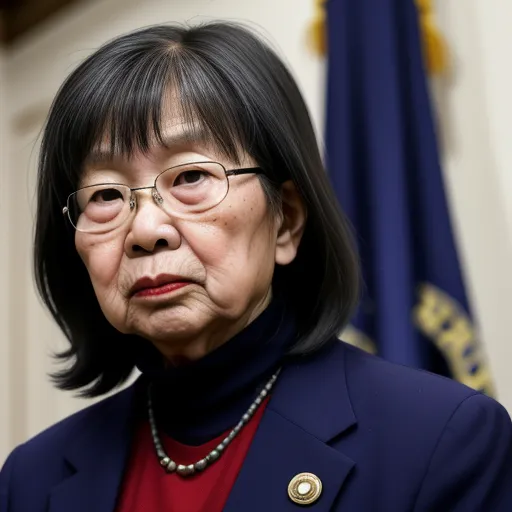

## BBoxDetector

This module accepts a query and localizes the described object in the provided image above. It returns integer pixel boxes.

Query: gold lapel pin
[288,472,323,505]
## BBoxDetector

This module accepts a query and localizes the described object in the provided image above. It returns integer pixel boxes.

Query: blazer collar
[270,339,356,442]
[49,340,356,512]
[224,340,357,511]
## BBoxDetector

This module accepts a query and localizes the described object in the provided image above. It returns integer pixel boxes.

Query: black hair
[34,22,360,397]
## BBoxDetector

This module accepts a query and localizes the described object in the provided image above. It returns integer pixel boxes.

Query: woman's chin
[147,333,220,363]
[135,314,206,343]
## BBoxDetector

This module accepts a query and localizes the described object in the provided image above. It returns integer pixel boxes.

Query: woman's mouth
[134,281,191,298]
[130,275,193,298]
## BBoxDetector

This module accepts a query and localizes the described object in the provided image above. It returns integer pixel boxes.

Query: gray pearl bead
[195,459,207,471]
[209,450,220,461]
[265,382,273,391]
[159,456,170,466]
[242,413,250,422]
[176,464,188,475]
[255,396,262,405]
[261,389,268,397]
[166,460,177,473]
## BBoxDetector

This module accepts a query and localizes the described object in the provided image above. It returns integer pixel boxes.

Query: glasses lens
[156,162,228,214]
[67,184,131,233]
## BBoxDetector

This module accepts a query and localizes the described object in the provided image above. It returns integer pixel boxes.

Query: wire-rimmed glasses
[62,161,265,233]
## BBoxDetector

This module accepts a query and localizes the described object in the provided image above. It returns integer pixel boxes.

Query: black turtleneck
[134,298,297,446]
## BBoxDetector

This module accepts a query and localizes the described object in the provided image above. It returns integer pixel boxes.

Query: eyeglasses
[62,161,265,233]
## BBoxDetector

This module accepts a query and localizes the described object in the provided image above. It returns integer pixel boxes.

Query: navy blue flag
[325,0,494,395]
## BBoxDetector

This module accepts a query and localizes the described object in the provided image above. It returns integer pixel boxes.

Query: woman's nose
[124,192,181,256]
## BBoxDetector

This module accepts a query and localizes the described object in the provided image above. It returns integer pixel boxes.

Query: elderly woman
[1,22,511,512]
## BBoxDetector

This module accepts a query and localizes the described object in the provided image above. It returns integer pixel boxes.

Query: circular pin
[288,472,322,505]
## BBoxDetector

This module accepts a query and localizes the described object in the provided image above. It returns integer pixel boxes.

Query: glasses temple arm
[225,167,266,177]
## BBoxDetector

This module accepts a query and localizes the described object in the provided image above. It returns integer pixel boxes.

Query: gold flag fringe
[416,0,448,75]
[308,0,449,75]
[308,0,327,56]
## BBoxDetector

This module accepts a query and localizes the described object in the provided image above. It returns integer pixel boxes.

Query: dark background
[0,0,83,44]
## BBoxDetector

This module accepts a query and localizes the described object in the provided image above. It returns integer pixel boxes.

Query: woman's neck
[134,297,296,445]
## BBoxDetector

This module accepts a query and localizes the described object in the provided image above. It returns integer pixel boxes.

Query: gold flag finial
[416,0,449,75]
[308,0,327,56]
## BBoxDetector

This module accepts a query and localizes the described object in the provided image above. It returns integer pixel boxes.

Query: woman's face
[75,120,303,362]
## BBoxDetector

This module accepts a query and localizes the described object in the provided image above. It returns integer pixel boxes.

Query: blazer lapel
[225,341,357,511]
[48,383,138,512]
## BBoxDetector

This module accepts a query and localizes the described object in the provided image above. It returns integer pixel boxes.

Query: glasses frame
[62,161,267,232]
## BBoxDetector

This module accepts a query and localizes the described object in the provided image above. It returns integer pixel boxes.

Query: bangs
[51,34,250,192]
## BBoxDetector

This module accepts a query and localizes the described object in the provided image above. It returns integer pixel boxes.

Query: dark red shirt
[116,398,268,512]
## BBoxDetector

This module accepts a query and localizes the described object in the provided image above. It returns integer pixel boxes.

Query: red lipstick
[130,274,192,298]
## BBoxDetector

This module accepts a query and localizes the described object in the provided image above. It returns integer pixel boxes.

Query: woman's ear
[275,180,307,265]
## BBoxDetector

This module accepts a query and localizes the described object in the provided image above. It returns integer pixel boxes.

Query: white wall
[0,50,10,460]
[1,0,512,462]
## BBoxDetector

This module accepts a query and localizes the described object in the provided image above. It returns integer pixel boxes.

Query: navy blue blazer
[1,341,511,511]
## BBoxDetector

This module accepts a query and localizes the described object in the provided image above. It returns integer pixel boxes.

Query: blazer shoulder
[4,383,135,465]
[413,392,512,510]
[339,340,487,422]
[1,384,137,512]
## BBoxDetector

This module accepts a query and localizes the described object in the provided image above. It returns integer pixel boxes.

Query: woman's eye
[90,188,123,202]
[174,170,207,186]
